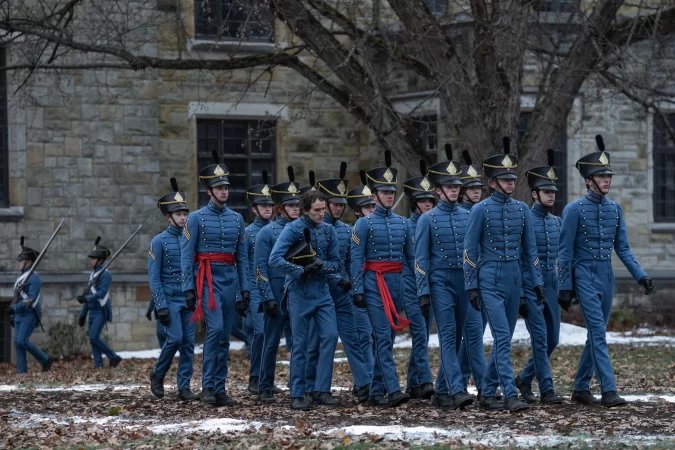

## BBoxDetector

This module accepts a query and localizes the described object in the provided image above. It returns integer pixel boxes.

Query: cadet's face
[591,174,612,194]
[169,210,188,228]
[373,190,395,208]
[307,200,326,224]
[490,178,515,194]
[209,185,229,204]
[17,260,31,271]
[536,190,556,207]
[254,204,274,220]
[328,202,345,219]
[89,257,99,268]
[360,204,375,217]
[435,185,460,202]
[284,204,300,220]
[416,199,434,213]
[464,186,482,203]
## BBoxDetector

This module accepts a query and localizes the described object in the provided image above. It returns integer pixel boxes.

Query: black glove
[145,309,152,321]
[236,291,250,317]
[419,295,431,318]
[353,294,367,309]
[263,300,278,319]
[534,285,546,305]
[184,290,197,312]
[77,295,87,304]
[467,289,482,311]
[157,308,170,326]
[519,297,528,318]
[337,277,352,293]
[78,315,86,328]
[558,290,575,312]
[639,276,654,295]
[302,258,324,279]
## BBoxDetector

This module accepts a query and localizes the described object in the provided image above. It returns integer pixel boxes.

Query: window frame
[0,47,8,208]
[193,0,274,43]
[410,114,438,154]
[653,113,675,223]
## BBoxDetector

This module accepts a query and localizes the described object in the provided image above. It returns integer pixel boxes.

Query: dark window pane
[0,48,7,208]
[654,114,675,222]
[410,114,438,154]
[194,0,274,42]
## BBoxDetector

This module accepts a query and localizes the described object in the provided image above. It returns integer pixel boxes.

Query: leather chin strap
[438,186,456,205]
[280,204,294,221]
[327,200,344,220]
[375,190,390,210]
[493,178,511,197]
[589,176,606,197]
[208,188,225,208]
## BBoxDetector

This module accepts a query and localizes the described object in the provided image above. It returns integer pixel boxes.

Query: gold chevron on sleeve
[415,262,426,276]
[148,246,156,261]
[256,268,269,283]
[351,230,361,245]
[464,250,477,268]
[533,257,540,266]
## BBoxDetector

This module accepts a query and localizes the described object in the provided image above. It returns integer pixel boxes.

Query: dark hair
[300,190,326,212]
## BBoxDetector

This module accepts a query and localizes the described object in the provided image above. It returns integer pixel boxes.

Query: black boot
[354,384,370,403]
[369,395,389,406]
[571,390,600,406]
[479,396,505,411]
[150,373,164,398]
[515,375,537,404]
[312,392,339,406]
[476,388,482,402]
[601,391,627,408]
[431,393,455,409]
[202,387,216,405]
[109,356,122,368]
[419,382,435,400]
[179,388,200,401]
[452,391,474,409]
[291,397,311,411]
[215,392,236,406]
[271,385,283,394]
[405,386,422,399]
[388,390,410,407]
[259,390,276,403]
[42,357,54,373]
[504,396,530,412]
[540,390,563,405]
[247,376,259,395]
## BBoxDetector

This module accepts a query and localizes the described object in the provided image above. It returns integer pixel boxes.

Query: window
[194,0,274,42]
[197,119,276,221]
[532,0,577,12]
[518,112,567,216]
[0,299,11,363]
[653,114,675,223]
[425,0,446,15]
[0,48,7,208]
[411,114,438,154]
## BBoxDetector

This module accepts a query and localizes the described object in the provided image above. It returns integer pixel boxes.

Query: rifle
[11,206,71,307]
[80,214,150,297]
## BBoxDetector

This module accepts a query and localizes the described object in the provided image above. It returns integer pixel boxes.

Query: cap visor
[373,185,397,191]
[252,198,275,205]
[463,180,483,187]
[328,197,348,204]
[282,198,300,205]
[210,180,230,187]
[413,193,436,200]
[495,173,518,180]
[537,184,558,192]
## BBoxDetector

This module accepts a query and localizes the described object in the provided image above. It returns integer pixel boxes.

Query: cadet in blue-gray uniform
[514,150,564,405]
[256,167,300,403]
[149,178,199,401]
[416,145,473,410]
[9,238,53,374]
[351,151,414,407]
[244,170,275,395]
[463,138,543,412]
[401,160,435,400]
[180,151,250,406]
[456,151,487,398]
[270,190,342,410]
[78,238,122,369]
[145,299,167,348]
[559,135,654,408]
[304,163,372,403]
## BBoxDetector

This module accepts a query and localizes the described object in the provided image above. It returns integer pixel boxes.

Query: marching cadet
[148,178,199,401]
[401,160,435,400]
[463,137,543,412]
[180,151,250,406]
[78,237,122,369]
[514,150,564,405]
[457,151,487,399]
[559,135,654,407]
[351,151,414,407]
[255,167,300,403]
[9,238,53,374]
[306,163,372,403]
[244,171,275,395]
[415,145,473,409]
[145,299,167,348]
[269,190,342,410]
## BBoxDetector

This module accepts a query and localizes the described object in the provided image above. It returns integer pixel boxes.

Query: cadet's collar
[302,215,321,229]
[21,268,30,274]
[276,216,289,226]
[94,264,104,271]
[373,204,392,217]
[207,200,226,214]
[409,212,420,223]
[438,199,457,212]
[167,223,182,235]
[323,213,337,227]
[491,191,510,203]
[585,188,605,204]
[253,216,269,228]
[531,202,548,217]
[461,201,474,210]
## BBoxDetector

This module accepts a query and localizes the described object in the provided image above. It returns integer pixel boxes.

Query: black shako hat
[271,166,301,205]
[428,143,463,186]
[576,135,614,178]
[366,151,397,191]
[348,170,376,210]
[88,236,110,260]
[404,160,435,200]
[460,150,483,187]
[318,162,349,205]
[283,228,316,266]
[483,137,518,180]
[199,150,230,189]
[17,236,39,262]
[299,170,317,196]
[527,149,558,192]
[158,177,189,215]
[247,170,274,206]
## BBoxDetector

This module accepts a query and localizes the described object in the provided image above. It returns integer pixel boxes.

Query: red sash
[191,253,235,322]
[363,261,411,332]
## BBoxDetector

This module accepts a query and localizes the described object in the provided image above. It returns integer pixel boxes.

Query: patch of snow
[116,341,248,360]
[622,394,675,403]
[150,417,263,434]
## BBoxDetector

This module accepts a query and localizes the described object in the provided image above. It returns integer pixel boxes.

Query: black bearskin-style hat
[247,170,274,206]
[348,170,376,210]
[576,135,614,178]
[283,228,316,267]
[300,170,317,196]
[527,149,558,192]
[404,160,436,201]
[460,150,483,187]
[428,143,463,186]
[271,166,301,205]
[366,150,397,191]
[318,162,349,205]
[483,137,518,180]
[199,150,230,189]
[17,236,39,262]
[158,177,189,215]
[88,237,110,260]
